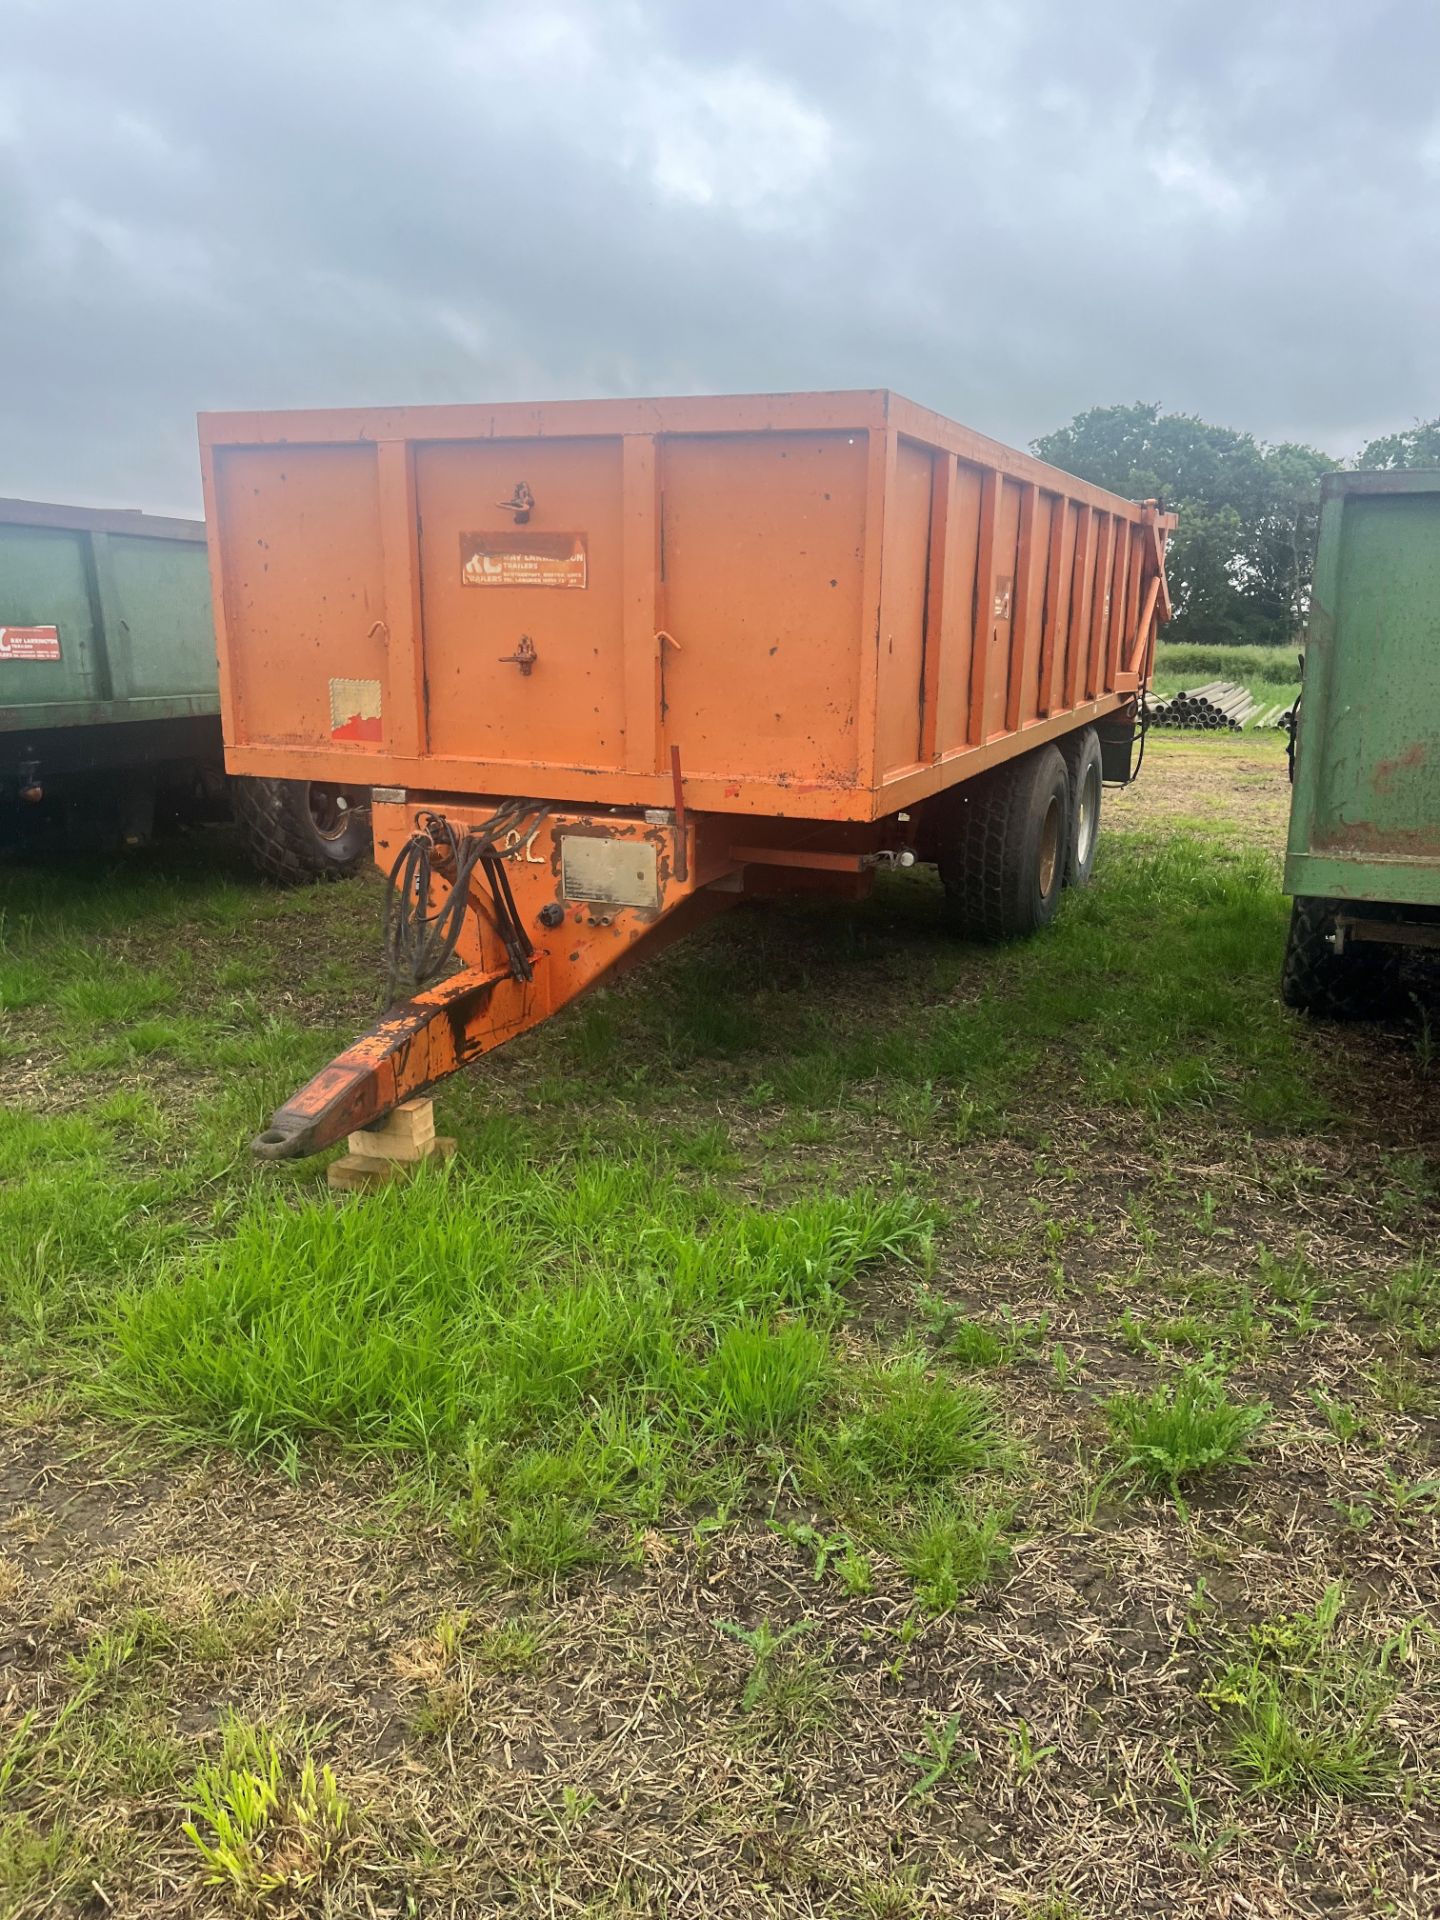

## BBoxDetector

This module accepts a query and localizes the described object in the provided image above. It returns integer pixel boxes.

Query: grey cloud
[1,0,1436,514]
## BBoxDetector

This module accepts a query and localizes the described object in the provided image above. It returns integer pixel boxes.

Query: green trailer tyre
[233,776,371,884]
[940,744,1071,940]
[1280,896,1399,1019]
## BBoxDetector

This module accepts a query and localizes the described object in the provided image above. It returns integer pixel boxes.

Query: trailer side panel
[1286,471,1440,907]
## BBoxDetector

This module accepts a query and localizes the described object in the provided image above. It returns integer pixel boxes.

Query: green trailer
[1282,469,1440,1014]
[0,497,369,878]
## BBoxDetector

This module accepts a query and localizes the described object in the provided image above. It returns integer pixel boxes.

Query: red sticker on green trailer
[0,624,61,661]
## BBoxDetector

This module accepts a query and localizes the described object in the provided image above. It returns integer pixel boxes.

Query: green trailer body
[0,498,223,838]
[0,497,215,738]
[0,496,370,875]
[1282,469,1440,1014]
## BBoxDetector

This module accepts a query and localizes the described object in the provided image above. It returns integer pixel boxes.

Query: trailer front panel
[202,391,1171,824]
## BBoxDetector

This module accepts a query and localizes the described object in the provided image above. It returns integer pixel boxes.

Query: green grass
[805,1355,999,1503]
[183,1714,349,1904]
[1365,1258,1440,1354]
[932,1307,1050,1369]
[55,967,180,1027]
[795,1356,1014,1610]
[1202,1585,1419,1801]
[0,805,1334,1594]
[894,1489,1015,1612]
[1103,1364,1268,1506]
[697,1317,832,1439]
[98,1168,928,1456]
[1112,1263,1318,1360]
[1151,641,1300,729]
[554,832,1327,1134]
[1154,642,1301,689]
[0,1110,111,1181]
[2,766,1438,1910]
[89,1163,937,1577]
[1115,1303,1265,1359]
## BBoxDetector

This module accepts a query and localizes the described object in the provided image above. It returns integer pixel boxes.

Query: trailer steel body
[1283,468,1440,1013]
[0,496,370,872]
[198,390,1174,1156]
[0,498,219,834]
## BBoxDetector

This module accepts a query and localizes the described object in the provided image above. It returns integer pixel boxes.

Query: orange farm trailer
[199,391,1174,1159]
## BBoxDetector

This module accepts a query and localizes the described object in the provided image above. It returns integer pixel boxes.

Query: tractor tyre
[232,776,371,885]
[1280,896,1399,1019]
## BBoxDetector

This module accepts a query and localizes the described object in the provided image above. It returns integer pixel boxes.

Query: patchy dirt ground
[1108,733,1293,845]
[2,737,1438,1919]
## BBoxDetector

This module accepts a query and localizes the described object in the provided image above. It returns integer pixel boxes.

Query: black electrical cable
[482,851,534,982]
[381,814,481,1000]
[1286,649,1304,785]
[1131,683,1151,785]
[382,802,547,1000]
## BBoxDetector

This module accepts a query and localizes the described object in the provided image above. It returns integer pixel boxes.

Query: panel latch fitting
[498,634,538,676]
[496,481,535,524]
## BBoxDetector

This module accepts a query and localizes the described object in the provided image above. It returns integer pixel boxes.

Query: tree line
[1032,405,1440,648]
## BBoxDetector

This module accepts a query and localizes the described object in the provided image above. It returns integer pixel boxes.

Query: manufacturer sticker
[992,577,1013,621]
[461,531,587,589]
[329,676,382,742]
[0,624,61,661]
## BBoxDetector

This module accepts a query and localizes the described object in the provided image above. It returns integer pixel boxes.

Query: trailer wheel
[232,775,372,884]
[939,745,1071,940]
[1059,727,1103,886]
[1280,896,1399,1019]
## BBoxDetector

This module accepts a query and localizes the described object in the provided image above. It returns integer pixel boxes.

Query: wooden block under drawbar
[359,1096,436,1147]
[346,1133,431,1164]
[347,1098,438,1161]
[327,1138,456,1191]
[328,1153,402,1191]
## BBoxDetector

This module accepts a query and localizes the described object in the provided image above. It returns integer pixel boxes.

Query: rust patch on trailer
[1319,817,1440,858]
[1372,741,1427,795]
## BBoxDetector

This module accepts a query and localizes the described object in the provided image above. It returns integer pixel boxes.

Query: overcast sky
[3,0,1436,515]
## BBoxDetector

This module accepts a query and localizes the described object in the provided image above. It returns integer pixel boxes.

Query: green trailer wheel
[232,776,372,884]
[1280,896,1400,1019]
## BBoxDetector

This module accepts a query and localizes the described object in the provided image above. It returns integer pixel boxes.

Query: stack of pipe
[1149,681,1261,730]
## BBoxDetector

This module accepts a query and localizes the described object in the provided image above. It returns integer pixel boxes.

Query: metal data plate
[560,836,659,911]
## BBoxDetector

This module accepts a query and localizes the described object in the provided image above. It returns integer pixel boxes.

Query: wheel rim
[1075,762,1099,868]
[307,784,354,843]
[1038,795,1061,896]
